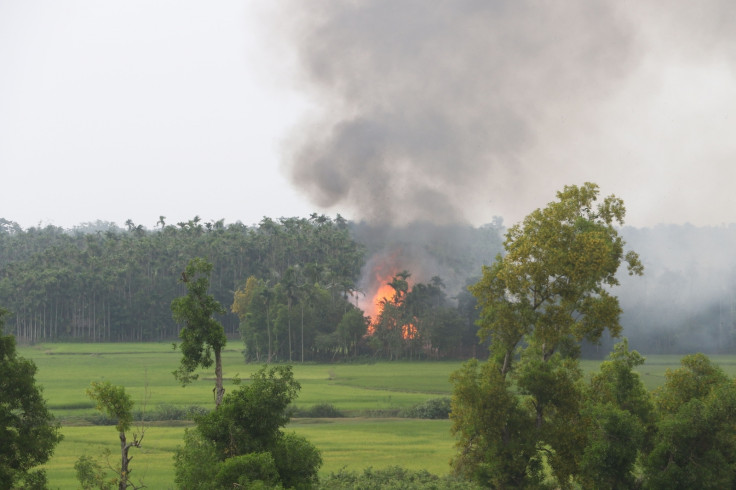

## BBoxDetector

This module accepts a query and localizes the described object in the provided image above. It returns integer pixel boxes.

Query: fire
[371,282,396,315]
[359,259,415,340]
[402,323,418,340]
[364,278,395,335]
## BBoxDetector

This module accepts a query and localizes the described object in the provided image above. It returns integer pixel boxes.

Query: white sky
[2,1,736,230]
[0,1,314,229]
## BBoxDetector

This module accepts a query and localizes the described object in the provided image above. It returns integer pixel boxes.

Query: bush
[272,432,322,489]
[362,408,401,418]
[174,365,322,489]
[75,454,114,490]
[401,397,452,419]
[127,404,208,422]
[173,429,219,489]
[214,452,280,488]
[156,403,186,420]
[295,403,344,418]
[186,405,210,419]
[320,466,483,489]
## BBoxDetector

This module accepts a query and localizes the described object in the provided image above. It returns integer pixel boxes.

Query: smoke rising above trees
[281,0,736,227]
[4,2,736,228]
[283,0,636,225]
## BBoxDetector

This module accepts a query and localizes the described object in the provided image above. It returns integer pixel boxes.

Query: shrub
[173,429,219,489]
[156,403,186,420]
[401,397,452,419]
[295,403,344,418]
[214,452,280,488]
[74,454,114,490]
[362,408,401,418]
[320,466,483,489]
[186,405,210,419]
[272,432,322,489]
[174,365,322,489]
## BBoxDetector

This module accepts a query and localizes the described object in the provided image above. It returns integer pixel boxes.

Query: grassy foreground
[19,343,462,488]
[16,342,736,489]
[44,419,454,489]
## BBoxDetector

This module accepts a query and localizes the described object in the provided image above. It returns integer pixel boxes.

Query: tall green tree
[450,359,543,488]
[453,183,643,487]
[336,308,369,358]
[0,307,62,490]
[470,182,643,375]
[237,278,276,362]
[171,258,227,407]
[84,381,143,490]
[576,340,655,489]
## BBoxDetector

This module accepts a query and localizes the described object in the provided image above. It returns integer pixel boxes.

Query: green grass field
[16,342,736,489]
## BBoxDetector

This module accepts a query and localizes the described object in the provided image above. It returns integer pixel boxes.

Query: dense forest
[0,216,362,345]
[2,216,736,356]
[0,216,500,360]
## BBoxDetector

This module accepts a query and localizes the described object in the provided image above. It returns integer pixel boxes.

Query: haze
[2,1,736,229]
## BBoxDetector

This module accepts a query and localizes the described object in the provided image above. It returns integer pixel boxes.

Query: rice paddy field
[16,342,736,489]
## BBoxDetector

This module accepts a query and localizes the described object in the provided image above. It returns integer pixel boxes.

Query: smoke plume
[280,0,736,228]
[281,0,637,225]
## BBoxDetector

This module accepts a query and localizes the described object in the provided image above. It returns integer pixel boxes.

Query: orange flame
[402,323,418,340]
[365,280,394,335]
[361,266,415,340]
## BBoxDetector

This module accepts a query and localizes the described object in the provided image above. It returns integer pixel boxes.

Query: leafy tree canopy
[643,354,736,489]
[174,365,322,489]
[0,307,62,489]
[87,381,134,433]
[470,182,643,373]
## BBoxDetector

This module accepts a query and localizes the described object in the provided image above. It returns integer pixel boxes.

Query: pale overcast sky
[2,1,736,230]
[0,1,313,229]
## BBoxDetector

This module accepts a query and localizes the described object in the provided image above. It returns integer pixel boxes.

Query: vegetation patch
[321,466,483,489]
[401,397,452,419]
[293,403,345,418]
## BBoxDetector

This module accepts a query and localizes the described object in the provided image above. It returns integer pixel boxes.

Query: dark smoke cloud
[282,0,638,225]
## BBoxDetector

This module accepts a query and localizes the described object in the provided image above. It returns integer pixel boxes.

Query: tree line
[0,215,495,360]
[7,206,736,357]
[0,215,362,344]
